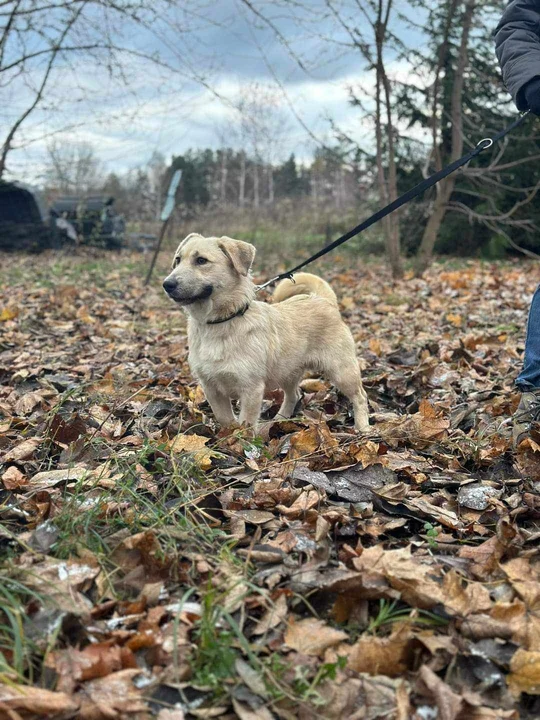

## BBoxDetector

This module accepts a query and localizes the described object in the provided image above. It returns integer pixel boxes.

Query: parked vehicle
[49,195,125,248]
[0,181,52,251]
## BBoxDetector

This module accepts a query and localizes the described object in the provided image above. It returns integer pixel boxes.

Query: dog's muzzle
[162,278,213,305]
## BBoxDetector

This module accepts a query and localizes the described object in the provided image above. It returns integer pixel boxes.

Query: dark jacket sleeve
[495,0,540,109]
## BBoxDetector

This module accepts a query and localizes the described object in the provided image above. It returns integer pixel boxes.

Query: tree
[239,0,540,270]
[170,151,212,210]
[275,155,303,198]
[0,1,218,180]
[398,0,540,271]
[413,0,476,275]
[44,142,102,195]
[219,82,291,207]
[101,172,129,216]
[239,0,405,278]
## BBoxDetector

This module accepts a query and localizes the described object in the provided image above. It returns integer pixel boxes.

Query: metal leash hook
[255,272,295,293]
[462,137,494,170]
[477,138,494,150]
[255,275,281,293]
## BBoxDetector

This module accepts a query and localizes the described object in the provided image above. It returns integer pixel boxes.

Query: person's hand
[524,77,540,115]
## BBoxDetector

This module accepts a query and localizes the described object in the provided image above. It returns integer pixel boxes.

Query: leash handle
[256,111,530,292]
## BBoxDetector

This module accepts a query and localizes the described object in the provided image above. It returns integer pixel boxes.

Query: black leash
[257,111,530,292]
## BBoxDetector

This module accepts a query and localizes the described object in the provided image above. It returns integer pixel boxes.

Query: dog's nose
[163,278,177,294]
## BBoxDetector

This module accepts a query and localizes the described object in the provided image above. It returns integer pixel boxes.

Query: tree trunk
[239,152,246,208]
[375,0,403,279]
[268,166,274,204]
[253,163,259,208]
[220,153,228,205]
[414,0,475,277]
[414,179,454,275]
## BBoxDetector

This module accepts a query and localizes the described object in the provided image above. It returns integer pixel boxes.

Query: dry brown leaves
[0,254,539,718]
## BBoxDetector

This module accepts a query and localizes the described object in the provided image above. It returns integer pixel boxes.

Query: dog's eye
[173,256,180,267]
[196,256,209,266]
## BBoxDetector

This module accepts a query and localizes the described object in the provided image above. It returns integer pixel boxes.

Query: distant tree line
[43,144,371,223]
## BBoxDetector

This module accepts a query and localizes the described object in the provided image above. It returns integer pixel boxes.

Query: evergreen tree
[275,155,302,198]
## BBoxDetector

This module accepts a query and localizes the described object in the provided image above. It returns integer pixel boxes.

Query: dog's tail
[272,272,338,305]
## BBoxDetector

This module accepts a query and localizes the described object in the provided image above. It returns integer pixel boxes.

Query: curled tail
[272,272,338,305]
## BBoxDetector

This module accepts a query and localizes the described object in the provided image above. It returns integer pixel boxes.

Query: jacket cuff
[523,75,540,106]
[505,57,540,109]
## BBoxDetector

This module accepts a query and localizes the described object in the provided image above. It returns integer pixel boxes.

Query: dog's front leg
[202,384,236,427]
[239,382,265,428]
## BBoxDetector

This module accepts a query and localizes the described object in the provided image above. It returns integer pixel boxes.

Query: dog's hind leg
[239,382,265,428]
[202,384,236,427]
[277,378,302,419]
[326,360,370,433]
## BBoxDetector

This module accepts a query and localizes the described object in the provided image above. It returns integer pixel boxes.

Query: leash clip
[255,275,281,293]
[255,272,295,293]
[477,137,494,150]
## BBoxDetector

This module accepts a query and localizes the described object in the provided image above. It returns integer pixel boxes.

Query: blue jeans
[517,284,540,390]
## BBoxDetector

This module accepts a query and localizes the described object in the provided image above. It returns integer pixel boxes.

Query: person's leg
[516,285,540,389]
[514,285,540,446]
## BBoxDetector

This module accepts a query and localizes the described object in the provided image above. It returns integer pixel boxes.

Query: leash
[256,111,531,292]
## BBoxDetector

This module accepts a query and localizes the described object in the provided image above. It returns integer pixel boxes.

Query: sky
[0,0,500,185]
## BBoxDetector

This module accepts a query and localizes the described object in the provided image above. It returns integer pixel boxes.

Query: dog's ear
[172,233,201,268]
[218,237,256,276]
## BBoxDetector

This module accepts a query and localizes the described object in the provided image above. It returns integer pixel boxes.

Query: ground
[1,249,540,720]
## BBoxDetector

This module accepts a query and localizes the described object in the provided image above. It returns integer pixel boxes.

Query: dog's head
[162,233,256,306]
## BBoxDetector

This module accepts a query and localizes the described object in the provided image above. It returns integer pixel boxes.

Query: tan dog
[163,234,369,432]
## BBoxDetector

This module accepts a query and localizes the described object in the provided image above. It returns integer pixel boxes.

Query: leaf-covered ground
[1,250,540,720]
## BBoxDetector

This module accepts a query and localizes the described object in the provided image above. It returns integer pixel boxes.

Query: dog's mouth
[169,285,214,305]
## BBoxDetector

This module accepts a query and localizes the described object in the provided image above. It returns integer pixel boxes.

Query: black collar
[207,303,250,325]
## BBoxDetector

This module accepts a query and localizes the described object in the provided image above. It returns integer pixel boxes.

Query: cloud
[3,1,430,184]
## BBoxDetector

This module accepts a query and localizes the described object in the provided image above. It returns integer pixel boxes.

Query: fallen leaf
[0,306,18,321]
[253,594,288,635]
[49,642,137,693]
[459,535,507,580]
[170,433,214,470]
[157,710,186,720]
[1,465,27,489]
[231,698,274,720]
[0,683,78,715]
[418,665,463,720]
[352,546,444,609]
[76,669,148,718]
[507,648,540,696]
[3,438,40,462]
[30,466,89,488]
[285,617,348,656]
[347,627,416,677]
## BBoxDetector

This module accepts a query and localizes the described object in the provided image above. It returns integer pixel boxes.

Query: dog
[162,234,370,432]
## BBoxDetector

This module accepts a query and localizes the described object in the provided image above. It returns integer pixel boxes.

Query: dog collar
[207,303,251,325]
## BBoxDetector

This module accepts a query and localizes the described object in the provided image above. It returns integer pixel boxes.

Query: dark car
[0,181,52,252]
[49,195,125,248]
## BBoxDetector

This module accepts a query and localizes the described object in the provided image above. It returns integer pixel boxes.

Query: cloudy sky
[2,0,501,184]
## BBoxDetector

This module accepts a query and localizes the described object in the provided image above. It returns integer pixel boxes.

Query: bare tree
[414,0,475,276]
[228,82,290,206]
[239,0,405,278]
[148,151,167,221]
[0,0,218,180]
[320,0,404,277]
[374,0,403,278]
[45,141,102,195]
